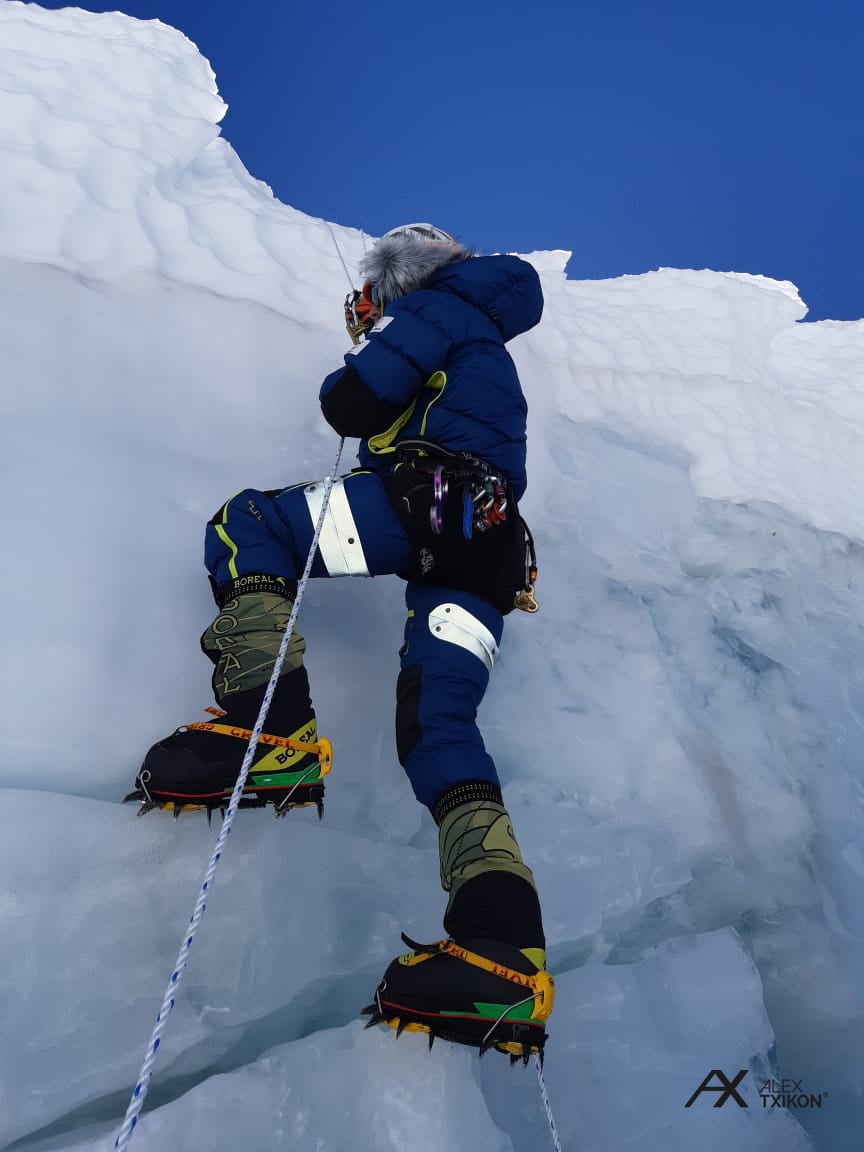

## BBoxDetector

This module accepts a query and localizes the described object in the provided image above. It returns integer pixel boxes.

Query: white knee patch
[428,603,499,672]
[304,479,370,577]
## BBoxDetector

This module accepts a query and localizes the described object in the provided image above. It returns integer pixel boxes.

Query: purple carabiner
[430,465,448,534]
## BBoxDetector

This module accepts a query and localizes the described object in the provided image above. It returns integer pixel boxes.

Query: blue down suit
[205,253,543,810]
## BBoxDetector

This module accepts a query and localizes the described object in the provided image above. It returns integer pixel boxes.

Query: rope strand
[114,437,345,1151]
[326,221,357,290]
[534,1053,564,1152]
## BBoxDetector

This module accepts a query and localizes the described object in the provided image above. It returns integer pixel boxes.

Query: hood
[430,254,544,342]
[359,232,472,301]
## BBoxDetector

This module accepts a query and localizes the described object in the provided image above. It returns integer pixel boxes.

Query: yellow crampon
[125,710,333,821]
[363,936,555,1064]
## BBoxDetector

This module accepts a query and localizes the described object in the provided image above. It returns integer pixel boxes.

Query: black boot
[127,668,329,817]
[126,578,330,817]
[363,783,553,1060]
[363,895,553,1061]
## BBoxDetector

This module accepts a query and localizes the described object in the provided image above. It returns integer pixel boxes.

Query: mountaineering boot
[127,671,328,817]
[125,577,331,817]
[363,782,554,1060]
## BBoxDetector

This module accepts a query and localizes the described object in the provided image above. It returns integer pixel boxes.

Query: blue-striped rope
[114,436,345,1150]
[534,1053,563,1151]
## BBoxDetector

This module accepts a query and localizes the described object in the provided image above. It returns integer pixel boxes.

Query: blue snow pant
[203,472,504,811]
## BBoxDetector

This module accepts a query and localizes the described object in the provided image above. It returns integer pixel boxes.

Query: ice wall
[0,6,862,1152]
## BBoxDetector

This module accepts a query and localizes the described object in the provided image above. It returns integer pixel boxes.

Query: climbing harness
[389,440,540,614]
[113,437,345,1151]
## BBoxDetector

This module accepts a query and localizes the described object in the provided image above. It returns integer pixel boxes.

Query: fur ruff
[359,233,471,301]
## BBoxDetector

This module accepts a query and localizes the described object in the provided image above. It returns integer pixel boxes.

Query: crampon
[361,934,554,1065]
[123,709,333,822]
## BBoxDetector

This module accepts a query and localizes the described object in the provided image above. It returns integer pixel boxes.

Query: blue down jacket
[319,254,543,500]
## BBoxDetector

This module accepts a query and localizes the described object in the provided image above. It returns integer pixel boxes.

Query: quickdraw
[470,475,508,534]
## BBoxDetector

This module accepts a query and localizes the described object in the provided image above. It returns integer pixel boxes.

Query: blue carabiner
[462,489,474,539]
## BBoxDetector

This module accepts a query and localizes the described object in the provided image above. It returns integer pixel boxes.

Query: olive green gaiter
[201,586,306,702]
[438,796,539,912]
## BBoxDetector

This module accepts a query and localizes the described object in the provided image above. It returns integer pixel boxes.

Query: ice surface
[483,930,815,1152]
[0,5,862,1151]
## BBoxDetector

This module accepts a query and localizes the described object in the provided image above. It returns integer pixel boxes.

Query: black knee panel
[395,665,422,765]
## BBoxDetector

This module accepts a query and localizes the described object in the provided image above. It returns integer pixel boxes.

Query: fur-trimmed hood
[359,232,472,301]
[322,243,543,499]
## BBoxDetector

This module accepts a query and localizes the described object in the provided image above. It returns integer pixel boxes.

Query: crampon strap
[183,719,333,775]
[399,933,555,1022]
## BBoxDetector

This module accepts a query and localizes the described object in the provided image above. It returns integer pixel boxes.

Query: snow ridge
[0,7,862,1152]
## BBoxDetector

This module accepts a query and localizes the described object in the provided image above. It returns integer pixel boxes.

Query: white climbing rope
[114,436,345,1151]
[326,220,359,289]
[534,1053,563,1152]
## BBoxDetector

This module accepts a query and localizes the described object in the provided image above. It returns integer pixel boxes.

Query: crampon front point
[361,934,554,1065]
[124,714,333,821]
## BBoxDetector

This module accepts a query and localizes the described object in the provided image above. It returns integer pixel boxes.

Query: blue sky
[36,0,862,321]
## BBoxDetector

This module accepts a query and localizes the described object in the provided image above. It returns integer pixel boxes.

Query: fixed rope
[114,436,346,1151]
[534,1053,563,1151]
[326,220,358,290]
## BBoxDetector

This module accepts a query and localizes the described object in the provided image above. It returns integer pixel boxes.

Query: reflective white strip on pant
[304,479,370,576]
[428,603,499,672]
